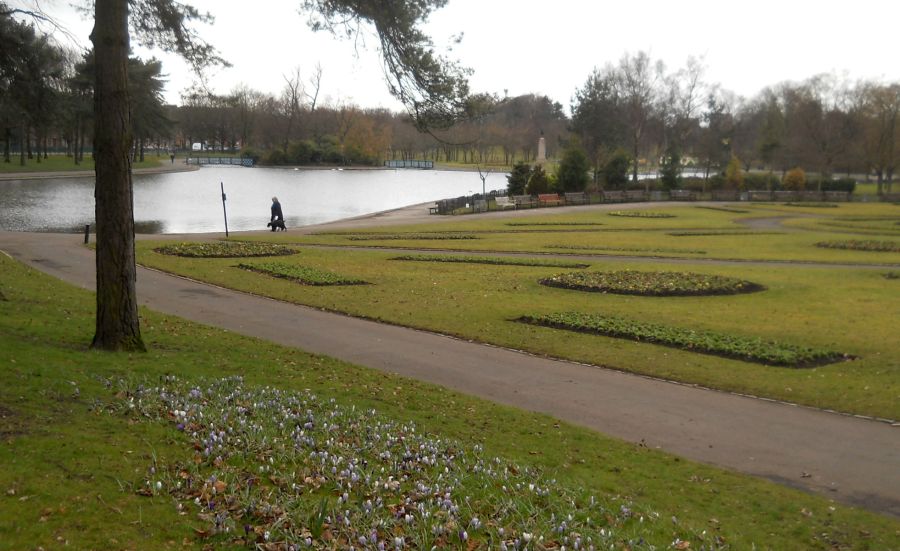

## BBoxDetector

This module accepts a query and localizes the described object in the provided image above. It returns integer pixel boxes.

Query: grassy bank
[0,155,167,174]
[1,253,899,549]
[137,204,900,420]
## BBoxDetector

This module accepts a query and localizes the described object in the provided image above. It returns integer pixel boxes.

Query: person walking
[271,196,284,223]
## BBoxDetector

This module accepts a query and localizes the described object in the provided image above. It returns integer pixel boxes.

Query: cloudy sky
[22,0,900,112]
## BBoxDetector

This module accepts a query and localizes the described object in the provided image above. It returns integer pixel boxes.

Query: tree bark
[90,0,145,352]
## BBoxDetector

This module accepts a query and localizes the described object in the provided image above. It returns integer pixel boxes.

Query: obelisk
[537,132,546,165]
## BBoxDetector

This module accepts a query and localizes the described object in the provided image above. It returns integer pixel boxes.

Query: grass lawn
[2,253,899,550]
[136,204,900,420]
[0,154,166,173]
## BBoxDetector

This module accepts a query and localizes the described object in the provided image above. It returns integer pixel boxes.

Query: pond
[0,166,509,234]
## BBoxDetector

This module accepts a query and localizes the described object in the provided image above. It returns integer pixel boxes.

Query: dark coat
[271,201,283,222]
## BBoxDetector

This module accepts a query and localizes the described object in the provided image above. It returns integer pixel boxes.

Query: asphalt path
[2,202,898,518]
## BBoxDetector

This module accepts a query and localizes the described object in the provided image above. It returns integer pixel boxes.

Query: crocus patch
[607,211,675,219]
[391,254,589,269]
[100,376,695,550]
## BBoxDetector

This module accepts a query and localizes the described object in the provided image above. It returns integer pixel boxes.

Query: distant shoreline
[0,162,199,182]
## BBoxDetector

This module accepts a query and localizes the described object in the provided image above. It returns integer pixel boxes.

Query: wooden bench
[564,192,587,205]
[824,191,850,202]
[538,193,563,207]
[748,191,773,201]
[625,190,646,201]
[773,191,796,202]
[513,195,536,208]
[670,189,695,201]
[494,196,516,210]
[601,190,627,202]
[711,190,739,201]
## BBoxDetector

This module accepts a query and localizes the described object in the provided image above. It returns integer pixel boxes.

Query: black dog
[267,219,286,232]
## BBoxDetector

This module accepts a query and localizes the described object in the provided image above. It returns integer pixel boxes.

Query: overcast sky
[23,0,900,113]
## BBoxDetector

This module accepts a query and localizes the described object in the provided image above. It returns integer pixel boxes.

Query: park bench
[564,192,587,205]
[711,190,739,201]
[538,193,563,207]
[513,195,536,208]
[748,190,773,201]
[773,191,797,202]
[670,189,695,201]
[625,190,646,202]
[824,191,850,202]
[494,196,516,210]
[800,191,823,201]
[601,190,627,202]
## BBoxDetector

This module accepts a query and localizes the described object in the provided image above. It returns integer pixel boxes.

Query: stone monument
[536,132,546,165]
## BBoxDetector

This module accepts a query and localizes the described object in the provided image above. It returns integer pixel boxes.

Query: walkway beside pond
[1,206,898,518]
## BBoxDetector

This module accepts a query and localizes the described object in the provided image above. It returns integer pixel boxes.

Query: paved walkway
[2,203,898,518]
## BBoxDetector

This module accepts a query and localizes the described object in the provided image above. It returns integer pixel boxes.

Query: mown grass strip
[539,270,765,297]
[391,254,589,268]
[815,240,900,252]
[516,312,851,367]
[238,262,369,285]
[155,241,297,258]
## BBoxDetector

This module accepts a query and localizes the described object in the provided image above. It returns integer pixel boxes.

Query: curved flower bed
[540,270,765,296]
[517,312,850,367]
[815,240,900,253]
[155,242,297,258]
[548,245,707,255]
[347,233,477,241]
[238,262,368,285]
[391,254,589,268]
[113,376,661,549]
[607,211,675,218]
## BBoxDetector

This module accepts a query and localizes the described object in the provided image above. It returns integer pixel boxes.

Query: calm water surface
[0,167,508,233]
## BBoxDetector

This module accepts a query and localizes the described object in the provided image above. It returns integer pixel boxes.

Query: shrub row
[347,234,478,241]
[815,240,900,252]
[238,262,368,285]
[391,254,589,268]
[516,312,850,367]
[607,211,675,219]
[154,242,297,258]
[539,270,764,297]
[547,245,707,255]
[693,206,750,214]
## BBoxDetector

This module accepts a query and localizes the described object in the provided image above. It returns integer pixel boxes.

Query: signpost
[220,182,229,237]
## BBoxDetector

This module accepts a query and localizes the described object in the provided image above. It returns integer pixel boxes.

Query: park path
[1,202,899,518]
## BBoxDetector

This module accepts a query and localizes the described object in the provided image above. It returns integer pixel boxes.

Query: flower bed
[347,233,478,241]
[547,245,707,255]
[517,312,850,367]
[112,375,660,549]
[238,262,368,286]
[607,211,675,218]
[155,242,297,258]
[694,206,750,214]
[505,222,605,226]
[391,254,589,268]
[539,270,764,296]
[815,240,900,252]
[668,231,783,237]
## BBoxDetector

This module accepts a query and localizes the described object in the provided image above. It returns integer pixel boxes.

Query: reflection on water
[0,167,508,234]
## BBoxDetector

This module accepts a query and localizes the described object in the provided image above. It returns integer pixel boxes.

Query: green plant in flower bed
[693,206,750,213]
[547,245,707,255]
[539,270,765,296]
[785,202,839,208]
[391,254,589,268]
[884,271,900,280]
[107,375,676,550]
[517,312,849,367]
[668,231,783,237]
[155,241,297,258]
[505,222,605,226]
[815,240,900,252]
[238,262,368,285]
[607,211,675,218]
[347,233,478,241]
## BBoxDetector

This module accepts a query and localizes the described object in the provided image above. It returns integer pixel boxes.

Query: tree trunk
[90,0,145,352]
